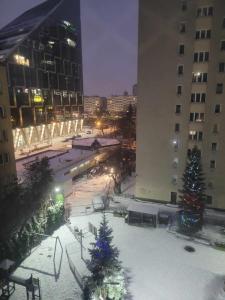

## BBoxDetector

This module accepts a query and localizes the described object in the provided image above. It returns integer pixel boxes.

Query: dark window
[203,8,208,16]
[0,80,2,94]
[4,153,9,164]
[15,88,29,106]
[179,44,184,55]
[175,123,180,132]
[177,65,183,75]
[201,93,206,102]
[49,73,58,89]
[196,8,201,17]
[181,1,187,11]
[194,53,198,62]
[199,52,204,62]
[205,52,209,61]
[177,85,182,95]
[222,18,225,28]
[212,143,217,151]
[179,23,186,33]
[219,63,225,72]
[206,196,212,204]
[175,105,181,114]
[196,93,201,102]
[0,154,3,165]
[203,73,208,82]
[221,41,225,51]
[215,104,221,113]
[0,106,5,118]
[206,30,211,38]
[210,160,216,169]
[212,124,219,133]
[208,7,213,16]
[170,192,177,204]
[189,112,204,122]
[216,83,223,94]
[198,132,203,141]
[2,130,7,141]
[196,31,200,39]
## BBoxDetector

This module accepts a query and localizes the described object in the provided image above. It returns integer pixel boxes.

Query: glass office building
[0,0,83,128]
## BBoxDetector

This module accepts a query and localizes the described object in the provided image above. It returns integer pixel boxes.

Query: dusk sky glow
[0,0,138,96]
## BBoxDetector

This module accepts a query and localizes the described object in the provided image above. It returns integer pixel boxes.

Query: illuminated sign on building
[34,95,44,103]
[14,54,30,66]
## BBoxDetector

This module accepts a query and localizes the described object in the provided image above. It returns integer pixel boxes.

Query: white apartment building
[107,95,137,115]
[84,96,102,116]
[136,0,225,209]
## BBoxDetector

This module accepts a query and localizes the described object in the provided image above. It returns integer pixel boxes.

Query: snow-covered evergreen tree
[88,213,121,285]
[86,213,126,299]
[178,146,206,234]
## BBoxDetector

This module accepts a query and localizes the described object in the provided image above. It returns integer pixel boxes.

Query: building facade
[0,65,16,184]
[0,0,83,150]
[84,96,104,116]
[137,0,225,209]
[107,95,137,115]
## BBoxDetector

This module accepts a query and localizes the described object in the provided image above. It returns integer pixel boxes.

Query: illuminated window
[66,38,76,47]
[14,54,30,66]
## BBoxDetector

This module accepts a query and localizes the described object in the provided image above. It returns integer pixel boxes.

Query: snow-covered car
[92,197,104,211]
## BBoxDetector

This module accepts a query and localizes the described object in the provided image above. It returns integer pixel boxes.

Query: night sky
[0,0,138,97]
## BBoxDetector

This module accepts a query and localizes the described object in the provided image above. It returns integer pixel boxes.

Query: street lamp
[55,187,61,193]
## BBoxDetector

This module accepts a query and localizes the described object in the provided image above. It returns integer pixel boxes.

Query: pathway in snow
[66,174,113,216]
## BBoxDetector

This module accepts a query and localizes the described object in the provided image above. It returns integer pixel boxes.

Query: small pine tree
[88,213,121,286]
[179,146,206,234]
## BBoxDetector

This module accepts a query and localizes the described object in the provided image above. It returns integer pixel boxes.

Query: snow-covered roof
[72,137,120,148]
[127,202,160,215]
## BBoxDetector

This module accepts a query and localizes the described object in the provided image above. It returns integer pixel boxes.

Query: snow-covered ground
[10,226,83,300]
[8,173,225,300]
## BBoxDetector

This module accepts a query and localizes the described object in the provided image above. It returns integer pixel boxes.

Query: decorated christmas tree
[87,213,124,299]
[178,146,206,234]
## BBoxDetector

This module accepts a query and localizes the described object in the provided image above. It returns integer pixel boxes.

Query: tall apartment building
[0,65,16,184]
[0,0,83,150]
[107,95,137,115]
[137,0,225,209]
[84,96,105,116]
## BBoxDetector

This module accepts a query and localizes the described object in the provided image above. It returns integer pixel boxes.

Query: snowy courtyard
[7,175,225,300]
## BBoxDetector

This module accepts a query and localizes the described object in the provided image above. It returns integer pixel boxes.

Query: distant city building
[0,66,16,185]
[136,0,225,209]
[0,0,83,128]
[132,84,138,96]
[84,96,106,116]
[107,95,137,115]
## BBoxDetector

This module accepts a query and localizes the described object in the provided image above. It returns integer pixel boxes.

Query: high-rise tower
[137,0,225,209]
